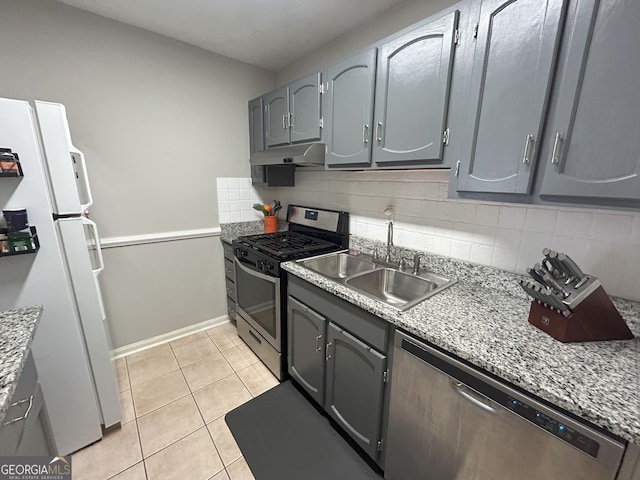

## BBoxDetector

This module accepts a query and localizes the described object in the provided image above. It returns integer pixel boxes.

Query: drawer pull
[249,330,262,345]
[3,395,34,426]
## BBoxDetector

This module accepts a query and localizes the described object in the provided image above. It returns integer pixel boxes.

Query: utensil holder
[264,216,277,234]
[528,285,634,342]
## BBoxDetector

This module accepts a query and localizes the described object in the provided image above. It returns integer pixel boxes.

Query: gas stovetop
[237,231,342,261]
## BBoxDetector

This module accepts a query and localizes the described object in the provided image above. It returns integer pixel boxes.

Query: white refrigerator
[0,98,120,455]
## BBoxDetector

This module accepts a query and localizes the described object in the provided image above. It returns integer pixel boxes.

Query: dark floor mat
[225,381,383,480]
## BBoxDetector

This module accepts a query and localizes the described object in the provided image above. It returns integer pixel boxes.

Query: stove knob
[236,249,248,258]
[264,262,274,271]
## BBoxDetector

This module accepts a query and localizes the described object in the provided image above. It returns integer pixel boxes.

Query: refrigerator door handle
[83,217,105,275]
[71,147,94,212]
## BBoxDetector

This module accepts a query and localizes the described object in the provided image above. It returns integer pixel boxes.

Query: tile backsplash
[216,177,268,223]
[266,169,640,302]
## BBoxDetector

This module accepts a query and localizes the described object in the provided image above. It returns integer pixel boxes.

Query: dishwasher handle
[452,381,498,414]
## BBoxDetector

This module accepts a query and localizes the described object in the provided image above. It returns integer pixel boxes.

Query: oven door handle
[235,257,277,283]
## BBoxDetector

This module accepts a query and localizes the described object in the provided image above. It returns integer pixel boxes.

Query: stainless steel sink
[298,252,456,311]
[345,268,456,311]
[301,252,374,279]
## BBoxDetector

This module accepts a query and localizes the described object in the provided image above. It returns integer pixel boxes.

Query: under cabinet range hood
[250,143,325,167]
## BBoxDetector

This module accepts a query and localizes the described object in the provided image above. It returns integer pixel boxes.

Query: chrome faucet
[372,220,400,269]
[412,252,426,275]
[385,221,394,262]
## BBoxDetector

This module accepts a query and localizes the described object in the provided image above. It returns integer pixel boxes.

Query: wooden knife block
[528,285,634,342]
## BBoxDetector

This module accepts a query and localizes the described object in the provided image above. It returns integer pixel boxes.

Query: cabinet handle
[325,342,333,361]
[315,335,322,352]
[363,124,369,144]
[375,122,383,142]
[282,114,288,130]
[288,112,293,128]
[2,395,34,426]
[522,134,534,164]
[550,132,563,165]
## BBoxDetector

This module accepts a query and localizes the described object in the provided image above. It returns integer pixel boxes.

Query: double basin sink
[299,251,456,311]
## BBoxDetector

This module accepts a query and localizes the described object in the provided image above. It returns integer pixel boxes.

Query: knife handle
[526,268,546,285]
[557,253,585,280]
[534,264,568,297]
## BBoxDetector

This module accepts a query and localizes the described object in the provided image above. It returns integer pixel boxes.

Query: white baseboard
[112,314,232,359]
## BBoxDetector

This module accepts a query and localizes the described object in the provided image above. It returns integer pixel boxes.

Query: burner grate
[239,232,339,259]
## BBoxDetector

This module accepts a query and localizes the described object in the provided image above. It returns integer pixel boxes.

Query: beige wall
[277,0,458,85]
[1,0,276,347]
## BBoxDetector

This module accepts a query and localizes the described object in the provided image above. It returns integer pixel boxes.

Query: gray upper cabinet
[372,11,459,166]
[289,73,322,144]
[539,0,640,202]
[263,73,322,149]
[456,0,567,194]
[325,322,386,460]
[324,49,377,167]
[264,87,289,148]
[248,97,264,155]
[287,296,326,406]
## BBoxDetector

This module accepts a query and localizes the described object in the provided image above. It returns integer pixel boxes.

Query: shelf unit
[0,149,24,177]
[0,226,39,257]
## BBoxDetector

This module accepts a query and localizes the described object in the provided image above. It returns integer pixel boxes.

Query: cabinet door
[456,0,566,194]
[324,49,377,167]
[15,383,53,456]
[289,73,322,144]
[287,296,326,405]
[540,0,640,201]
[248,97,264,155]
[264,87,290,148]
[372,11,458,166]
[325,322,386,460]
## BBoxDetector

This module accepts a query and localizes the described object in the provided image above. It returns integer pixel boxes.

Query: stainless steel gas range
[232,205,349,380]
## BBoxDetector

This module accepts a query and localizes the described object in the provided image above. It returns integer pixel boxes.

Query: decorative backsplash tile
[266,169,640,302]
[213,173,640,301]
[216,177,265,223]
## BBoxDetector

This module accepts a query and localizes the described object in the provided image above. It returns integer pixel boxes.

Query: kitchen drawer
[226,297,237,320]
[223,241,234,261]
[289,276,389,353]
[224,258,235,283]
[0,352,38,455]
[225,278,236,302]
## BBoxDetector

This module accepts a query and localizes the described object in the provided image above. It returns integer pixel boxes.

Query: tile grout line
[128,353,148,480]
[174,348,227,480]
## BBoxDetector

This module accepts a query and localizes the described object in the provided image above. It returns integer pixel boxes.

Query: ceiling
[54,0,407,71]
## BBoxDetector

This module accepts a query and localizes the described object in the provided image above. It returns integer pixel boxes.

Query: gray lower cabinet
[248,97,264,155]
[287,296,326,405]
[372,10,459,167]
[539,0,640,202]
[222,241,237,322]
[325,322,386,460]
[287,276,390,464]
[455,0,567,194]
[0,352,54,456]
[323,49,377,168]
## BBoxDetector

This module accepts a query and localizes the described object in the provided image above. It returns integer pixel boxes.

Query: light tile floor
[71,322,279,480]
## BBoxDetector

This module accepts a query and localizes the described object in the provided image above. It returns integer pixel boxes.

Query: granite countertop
[220,220,288,244]
[0,306,43,426]
[282,239,640,446]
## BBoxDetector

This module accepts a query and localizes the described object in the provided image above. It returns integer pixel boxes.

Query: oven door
[234,257,281,350]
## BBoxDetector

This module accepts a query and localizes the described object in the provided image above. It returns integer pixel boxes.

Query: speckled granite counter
[282,240,640,445]
[0,306,42,425]
[220,220,288,244]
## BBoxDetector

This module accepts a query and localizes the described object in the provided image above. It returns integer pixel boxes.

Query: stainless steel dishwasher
[385,331,626,480]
